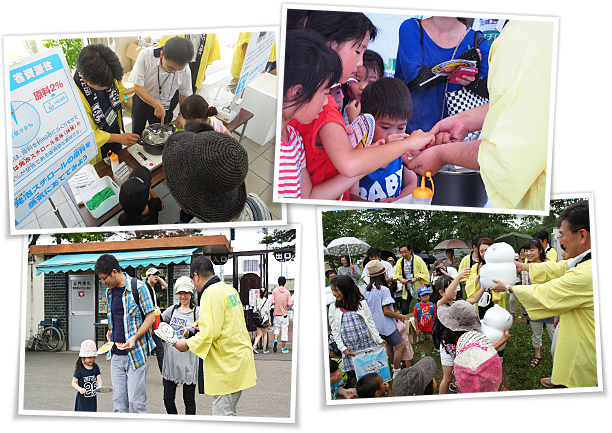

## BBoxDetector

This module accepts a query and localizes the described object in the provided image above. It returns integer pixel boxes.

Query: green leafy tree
[42,38,83,71]
[259,229,296,249]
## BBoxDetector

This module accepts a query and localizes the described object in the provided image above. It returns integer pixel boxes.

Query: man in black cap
[118,166,164,226]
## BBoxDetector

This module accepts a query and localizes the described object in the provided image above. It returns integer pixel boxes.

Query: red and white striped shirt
[278,125,306,198]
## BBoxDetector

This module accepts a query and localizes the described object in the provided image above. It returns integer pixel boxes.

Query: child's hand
[434,132,453,146]
[378,197,396,203]
[343,388,357,399]
[458,267,471,279]
[405,130,435,152]
[79,387,87,395]
[343,348,356,357]
[397,314,406,323]
[385,133,411,144]
[345,100,361,124]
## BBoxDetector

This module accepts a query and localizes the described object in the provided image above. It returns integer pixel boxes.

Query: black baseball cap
[119,166,152,216]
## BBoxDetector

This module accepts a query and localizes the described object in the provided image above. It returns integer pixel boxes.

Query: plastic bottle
[108,150,130,186]
[412,171,434,205]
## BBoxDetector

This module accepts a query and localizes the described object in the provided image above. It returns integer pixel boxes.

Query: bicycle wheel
[41,326,63,351]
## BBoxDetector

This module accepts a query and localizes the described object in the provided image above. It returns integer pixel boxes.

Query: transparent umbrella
[326,237,371,260]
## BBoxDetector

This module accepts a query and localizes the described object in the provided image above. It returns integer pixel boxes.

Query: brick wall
[43,272,67,336]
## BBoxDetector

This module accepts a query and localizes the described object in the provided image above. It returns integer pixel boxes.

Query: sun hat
[437,300,481,332]
[174,276,195,293]
[453,331,502,393]
[366,260,389,277]
[79,339,98,358]
[392,356,437,396]
[163,130,248,222]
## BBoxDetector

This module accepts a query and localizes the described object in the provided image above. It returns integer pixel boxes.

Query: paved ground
[22,326,293,419]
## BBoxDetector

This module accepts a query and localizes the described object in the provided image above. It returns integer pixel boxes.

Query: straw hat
[366,260,389,277]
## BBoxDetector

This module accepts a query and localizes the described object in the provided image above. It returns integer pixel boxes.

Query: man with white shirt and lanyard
[129,36,194,136]
[491,200,595,388]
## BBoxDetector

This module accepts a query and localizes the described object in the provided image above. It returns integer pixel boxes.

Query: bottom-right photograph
[318,195,600,403]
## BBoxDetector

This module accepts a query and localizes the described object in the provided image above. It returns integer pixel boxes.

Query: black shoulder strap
[418,20,424,47]
[246,196,264,221]
[131,277,146,320]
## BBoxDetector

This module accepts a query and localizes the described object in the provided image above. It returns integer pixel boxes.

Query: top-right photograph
[275,6,557,215]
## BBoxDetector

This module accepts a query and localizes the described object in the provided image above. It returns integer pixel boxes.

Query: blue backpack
[416,302,435,328]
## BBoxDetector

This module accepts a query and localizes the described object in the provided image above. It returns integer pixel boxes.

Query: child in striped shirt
[279,30,363,199]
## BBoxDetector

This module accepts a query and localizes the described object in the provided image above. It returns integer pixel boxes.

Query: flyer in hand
[154,322,179,344]
[420,59,477,86]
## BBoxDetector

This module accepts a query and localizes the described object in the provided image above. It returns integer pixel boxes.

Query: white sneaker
[253,344,258,354]
[263,348,269,354]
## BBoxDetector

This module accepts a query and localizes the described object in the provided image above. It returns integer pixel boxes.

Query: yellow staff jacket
[478,21,553,210]
[514,259,596,388]
[393,255,430,300]
[186,281,257,395]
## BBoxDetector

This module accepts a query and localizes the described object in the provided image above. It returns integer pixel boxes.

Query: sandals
[530,357,542,367]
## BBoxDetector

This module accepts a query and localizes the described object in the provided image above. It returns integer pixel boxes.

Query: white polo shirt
[129,47,193,106]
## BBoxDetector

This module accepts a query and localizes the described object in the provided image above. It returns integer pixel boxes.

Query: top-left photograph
[5,28,282,234]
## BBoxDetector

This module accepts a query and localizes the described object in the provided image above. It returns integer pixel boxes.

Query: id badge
[160,99,171,110]
[105,107,117,126]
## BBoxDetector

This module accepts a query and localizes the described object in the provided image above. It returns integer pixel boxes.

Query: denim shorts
[381,329,402,347]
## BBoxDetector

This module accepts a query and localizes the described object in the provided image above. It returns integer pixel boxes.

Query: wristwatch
[505,284,513,293]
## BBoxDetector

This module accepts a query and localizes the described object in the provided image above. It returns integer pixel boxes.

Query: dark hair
[445,249,454,255]
[366,273,387,292]
[398,243,411,252]
[339,254,351,266]
[523,238,546,263]
[291,10,378,45]
[329,358,340,375]
[366,246,381,259]
[278,276,287,286]
[180,94,218,121]
[362,49,385,80]
[432,275,453,304]
[94,254,121,276]
[76,44,123,88]
[283,30,342,116]
[476,237,493,265]
[184,120,215,134]
[259,288,267,298]
[356,372,382,398]
[361,77,413,123]
[330,275,363,311]
[519,246,525,253]
[533,230,549,244]
[190,255,215,280]
[423,379,435,395]
[75,357,85,373]
[325,269,337,280]
[559,200,590,233]
[162,36,194,65]
[472,234,485,248]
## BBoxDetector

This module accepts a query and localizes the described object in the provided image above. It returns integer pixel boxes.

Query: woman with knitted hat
[163,130,272,222]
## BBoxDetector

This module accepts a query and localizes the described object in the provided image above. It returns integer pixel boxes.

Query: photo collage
[2,1,605,431]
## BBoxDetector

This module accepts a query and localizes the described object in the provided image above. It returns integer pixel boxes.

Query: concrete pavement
[22,331,293,419]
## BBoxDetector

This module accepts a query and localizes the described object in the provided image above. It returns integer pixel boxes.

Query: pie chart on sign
[10,100,41,149]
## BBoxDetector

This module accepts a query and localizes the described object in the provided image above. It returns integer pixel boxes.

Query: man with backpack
[95,254,156,413]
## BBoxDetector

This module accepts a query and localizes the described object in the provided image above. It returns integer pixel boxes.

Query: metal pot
[417,165,488,207]
[138,123,176,155]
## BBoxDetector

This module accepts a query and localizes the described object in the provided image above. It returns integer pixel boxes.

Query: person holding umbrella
[338,255,361,286]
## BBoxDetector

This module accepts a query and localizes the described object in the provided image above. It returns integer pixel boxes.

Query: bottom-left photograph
[20,227,298,421]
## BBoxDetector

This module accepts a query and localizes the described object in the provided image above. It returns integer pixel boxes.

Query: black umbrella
[415,253,436,265]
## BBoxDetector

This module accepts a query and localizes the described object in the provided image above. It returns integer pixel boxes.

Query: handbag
[353,345,391,382]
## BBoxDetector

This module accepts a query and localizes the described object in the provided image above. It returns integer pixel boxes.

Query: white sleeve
[129,50,148,87]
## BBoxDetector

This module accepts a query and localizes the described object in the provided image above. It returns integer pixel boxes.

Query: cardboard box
[406,316,418,345]
[125,37,152,68]
[122,72,134,96]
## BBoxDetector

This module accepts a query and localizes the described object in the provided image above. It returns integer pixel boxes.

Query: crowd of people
[74,36,272,225]
[279,10,552,211]
[326,200,595,399]
[72,254,257,415]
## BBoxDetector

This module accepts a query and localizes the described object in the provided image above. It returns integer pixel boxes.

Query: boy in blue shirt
[350,77,419,202]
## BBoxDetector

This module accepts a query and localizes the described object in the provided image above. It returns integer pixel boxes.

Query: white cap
[146,267,159,276]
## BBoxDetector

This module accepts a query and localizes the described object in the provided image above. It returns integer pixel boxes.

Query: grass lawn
[401,296,555,394]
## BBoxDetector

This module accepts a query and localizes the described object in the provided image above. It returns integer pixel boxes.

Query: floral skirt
[340,311,377,372]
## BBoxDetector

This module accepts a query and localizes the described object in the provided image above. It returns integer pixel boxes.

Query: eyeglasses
[99,273,110,284]
[559,229,580,240]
